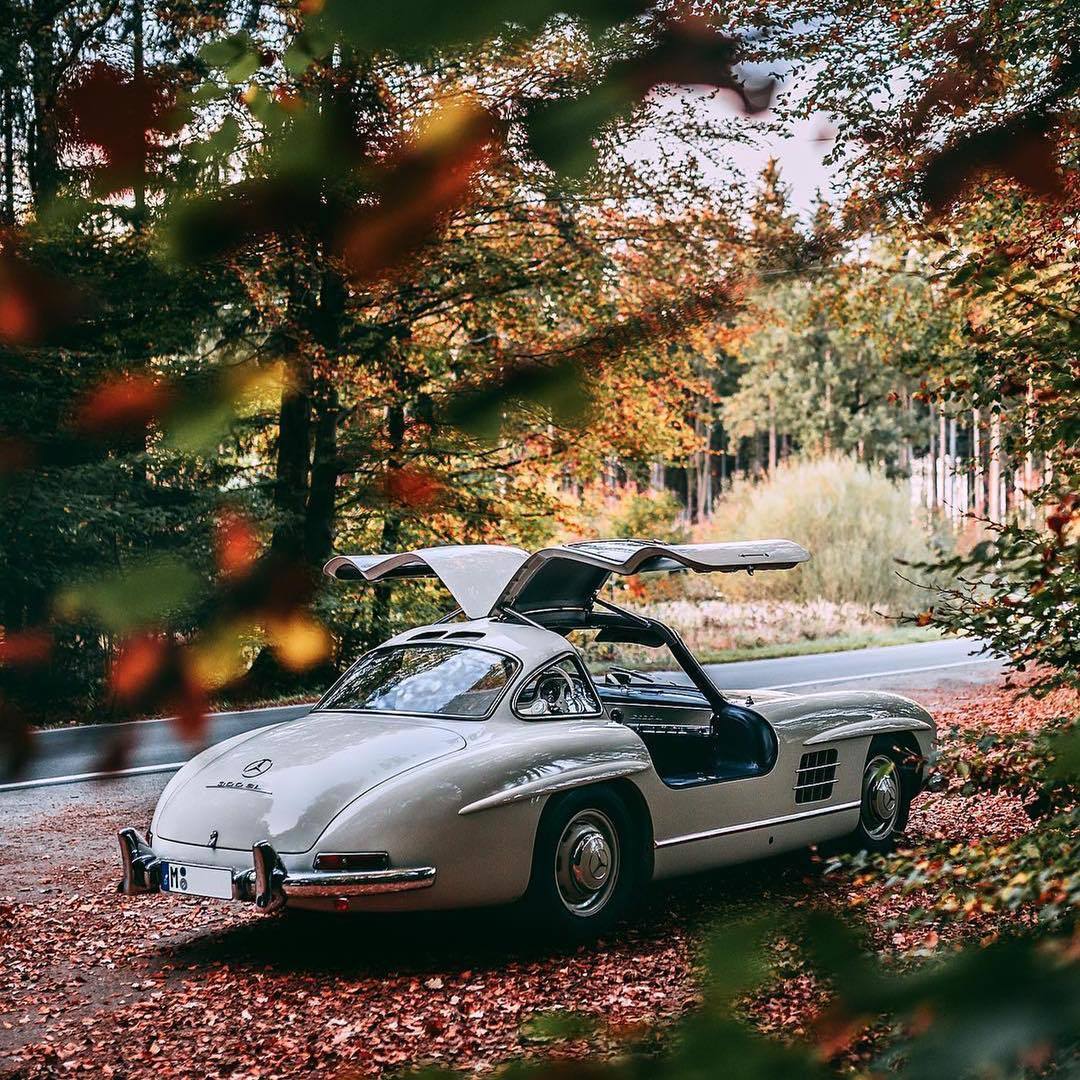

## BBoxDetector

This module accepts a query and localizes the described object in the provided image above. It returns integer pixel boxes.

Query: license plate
[160,861,234,900]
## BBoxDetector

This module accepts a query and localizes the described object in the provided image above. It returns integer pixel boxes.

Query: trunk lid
[155,712,466,854]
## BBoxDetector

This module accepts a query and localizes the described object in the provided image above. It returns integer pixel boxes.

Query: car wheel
[849,744,908,854]
[525,787,639,939]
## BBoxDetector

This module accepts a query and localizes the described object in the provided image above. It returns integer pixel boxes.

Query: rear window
[316,645,517,719]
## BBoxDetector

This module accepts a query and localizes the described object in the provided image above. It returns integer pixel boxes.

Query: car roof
[381,617,569,665]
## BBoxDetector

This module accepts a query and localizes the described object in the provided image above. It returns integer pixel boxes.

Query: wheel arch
[531,777,655,885]
[866,730,924,829]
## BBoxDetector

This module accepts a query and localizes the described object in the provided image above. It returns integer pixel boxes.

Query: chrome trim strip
[458,761,651,815]
[793,772,838,790]
[654,800,861,849]
[803,719,932,746]
[282,866,436,896]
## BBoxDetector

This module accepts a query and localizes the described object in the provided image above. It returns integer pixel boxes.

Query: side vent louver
[795,748,838,804]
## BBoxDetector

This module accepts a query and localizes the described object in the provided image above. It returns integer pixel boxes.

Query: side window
[515,656,601,719]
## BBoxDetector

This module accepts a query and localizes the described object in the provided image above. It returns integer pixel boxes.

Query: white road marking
[757,656,999,691]
[0,761,186,792]
[34,702,312,735]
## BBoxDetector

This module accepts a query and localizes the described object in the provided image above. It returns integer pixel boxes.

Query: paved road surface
[3,637,998,791]
[702,637,997,692]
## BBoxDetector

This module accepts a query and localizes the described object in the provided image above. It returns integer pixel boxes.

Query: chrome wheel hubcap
[861,754,901,841]
[554,809,619,916]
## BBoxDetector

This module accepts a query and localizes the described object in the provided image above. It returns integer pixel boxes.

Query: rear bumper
[116,828,436,912]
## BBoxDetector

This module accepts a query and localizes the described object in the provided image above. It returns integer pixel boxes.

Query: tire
[848,741,910,854]
[524,786,641,940]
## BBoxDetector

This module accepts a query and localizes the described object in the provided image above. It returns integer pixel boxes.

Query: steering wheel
[537,667,577,714]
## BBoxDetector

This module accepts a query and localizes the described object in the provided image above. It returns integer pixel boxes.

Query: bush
[694,457,949,610]
[573,485,686,544]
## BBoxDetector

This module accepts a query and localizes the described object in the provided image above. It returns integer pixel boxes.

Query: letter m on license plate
[160,861,233,900]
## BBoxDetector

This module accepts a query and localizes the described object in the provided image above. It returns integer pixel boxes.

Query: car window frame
[512,651,604,721]
[314,642,521,721]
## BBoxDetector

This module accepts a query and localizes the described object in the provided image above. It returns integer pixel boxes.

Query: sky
[627,70,847,221]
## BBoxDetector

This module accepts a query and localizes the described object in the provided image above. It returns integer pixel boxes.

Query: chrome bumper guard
[117,830,436,912]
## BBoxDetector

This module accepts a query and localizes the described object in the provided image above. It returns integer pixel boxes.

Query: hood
[154,712,465,854]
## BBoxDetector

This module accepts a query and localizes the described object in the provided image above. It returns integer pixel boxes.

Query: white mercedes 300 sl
[118,539,935,935]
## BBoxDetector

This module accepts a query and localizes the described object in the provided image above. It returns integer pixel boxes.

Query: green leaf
[1046,725,1080,781]
[200,34,250,68]
[57,558,201,633]
[226,50,262,84]
[519,1010,598,1044]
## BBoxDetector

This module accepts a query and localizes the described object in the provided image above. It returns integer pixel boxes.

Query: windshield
[316,644,517,719]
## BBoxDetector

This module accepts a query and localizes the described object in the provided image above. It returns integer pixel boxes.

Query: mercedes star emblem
[242,758,273,778]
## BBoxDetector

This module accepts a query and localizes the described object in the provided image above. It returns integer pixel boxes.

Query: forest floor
[0,675,1072,1079]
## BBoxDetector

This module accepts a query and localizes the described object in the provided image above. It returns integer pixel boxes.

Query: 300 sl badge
[117,539,935,939]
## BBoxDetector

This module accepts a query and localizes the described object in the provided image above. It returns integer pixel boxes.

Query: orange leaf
[215,512,260,577]
[110,635,166,699]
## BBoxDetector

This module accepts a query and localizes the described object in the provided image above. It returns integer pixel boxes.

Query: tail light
[313,852,390,872]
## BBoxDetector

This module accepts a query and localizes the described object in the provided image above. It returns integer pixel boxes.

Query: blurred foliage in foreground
[0,0,1076,1077]
[0,0,777,745]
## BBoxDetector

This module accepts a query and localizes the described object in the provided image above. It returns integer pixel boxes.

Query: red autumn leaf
[0,282,34,343]
[0,629,52,667]
[384,465,443,508]
[73,373,172,435]
[0,249,85,345]
[922,114,1066,212]
[56,62,180,195]
[170,667,209,743]
[341,104,502,282]
[1046,497,1077,541]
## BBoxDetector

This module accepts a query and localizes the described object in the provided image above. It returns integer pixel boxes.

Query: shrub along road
[0,668,1066,1079]
[4,638,999,791]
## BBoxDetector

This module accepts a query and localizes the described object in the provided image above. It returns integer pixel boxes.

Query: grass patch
[693,625,941,665]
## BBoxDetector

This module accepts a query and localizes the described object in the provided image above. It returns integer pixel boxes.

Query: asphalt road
[3,637,999,792]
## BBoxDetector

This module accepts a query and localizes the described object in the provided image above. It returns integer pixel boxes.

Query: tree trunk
[1,83,13,226]
[28,1,61,209]
[900,388,912,473]
[938,409,947,510]
[928,403,938,509]
[132,0,145,226]
[371,403,405,642]
[948,416,957,520]
[767,397,777,473]
[972,408,984,517]
[988,410,1002,522]
[270,356,313,558]
[304,380,339,567]
[822,379,832,455]
[1024,381,1036,519]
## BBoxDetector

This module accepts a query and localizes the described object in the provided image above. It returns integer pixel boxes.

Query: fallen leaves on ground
[0,675,1074,1078]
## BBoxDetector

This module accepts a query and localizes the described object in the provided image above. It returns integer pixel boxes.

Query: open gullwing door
[493,538,810,616]
[323,544,530,620]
